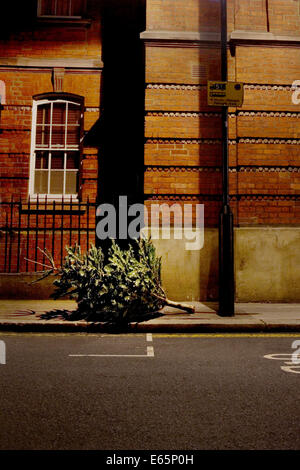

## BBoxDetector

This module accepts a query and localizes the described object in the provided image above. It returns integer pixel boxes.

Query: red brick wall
[2,0,102,59]
[228,0,300,35]
[0,71,101,201]
[143,0,300,228]
[146,0,220,32]
[145,46,221,84]
[0,0,102,203]
[0,0,102,272]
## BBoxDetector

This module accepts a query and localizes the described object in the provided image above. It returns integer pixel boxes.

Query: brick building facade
[0,0,300,301]
[141,0,300,302]
[0,0,102,281]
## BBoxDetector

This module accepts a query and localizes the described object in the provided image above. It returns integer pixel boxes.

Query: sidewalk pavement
[0,299,300,332]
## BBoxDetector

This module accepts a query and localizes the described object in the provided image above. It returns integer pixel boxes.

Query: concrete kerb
[0,319,300,333]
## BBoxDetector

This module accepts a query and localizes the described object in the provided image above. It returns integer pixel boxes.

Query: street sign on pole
[207,80,244,107]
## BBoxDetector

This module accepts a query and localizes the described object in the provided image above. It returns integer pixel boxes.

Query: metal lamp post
[218,0,235,316]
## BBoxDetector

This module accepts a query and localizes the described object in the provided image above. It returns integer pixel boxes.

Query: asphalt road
[0,333,299,450]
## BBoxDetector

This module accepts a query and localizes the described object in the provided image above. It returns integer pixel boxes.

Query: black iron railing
[0,196,96,273]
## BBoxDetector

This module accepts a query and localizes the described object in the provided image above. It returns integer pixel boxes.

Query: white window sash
[37,0,84,19]
[29,99,81,198]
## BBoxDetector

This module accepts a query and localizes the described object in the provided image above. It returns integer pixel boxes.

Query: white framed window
[37,0,86,18]
[29,93,84,198]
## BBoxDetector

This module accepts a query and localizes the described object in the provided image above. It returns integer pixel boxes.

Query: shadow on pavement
[38,308,164,325]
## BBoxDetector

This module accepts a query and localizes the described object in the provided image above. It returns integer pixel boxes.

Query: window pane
[51,152,64,169]
[66,126,80,146]
[71,0,85,16]
[50,171,64,194]
[65,171,78,194]
[40,0,84,17]
[52,103,66,125]
[36,125,50,147]
[66,152,79,169]
[40,0,56,15]
[51,126,65,147]
[56,0,70,16]
[32,98,82,196]
[34,170,48,194]
[35,152,49,169]
[37,104,51,125]
[68,103,80,125]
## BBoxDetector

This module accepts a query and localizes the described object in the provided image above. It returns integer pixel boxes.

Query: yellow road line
[1,332,300,338]
[152,333,300,338]
[0,332,101,337]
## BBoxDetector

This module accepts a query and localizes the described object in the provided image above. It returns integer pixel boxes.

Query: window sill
[28,195,79,202]
[36,17,92,26]
[21,197,87,215]
[229,30,300,46]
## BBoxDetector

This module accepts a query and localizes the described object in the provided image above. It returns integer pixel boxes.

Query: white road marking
[69,354,150,357]
[69,334,155,358]
[0,340,5,365]
[264,354,296,361]
[264,352,300,375]
[281,365,300,374]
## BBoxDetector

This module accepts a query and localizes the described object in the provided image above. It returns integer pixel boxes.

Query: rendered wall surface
[153,227,300,303]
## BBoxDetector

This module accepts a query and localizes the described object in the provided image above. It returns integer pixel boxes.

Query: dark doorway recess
[97,0,146,249]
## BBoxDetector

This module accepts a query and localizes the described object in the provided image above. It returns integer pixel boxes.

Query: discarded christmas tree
[30,238,195,322]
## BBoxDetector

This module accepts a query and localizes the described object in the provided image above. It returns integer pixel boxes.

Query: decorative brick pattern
[143,0,300,227]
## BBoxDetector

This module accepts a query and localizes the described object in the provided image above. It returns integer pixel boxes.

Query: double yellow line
[152,333,300,338]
